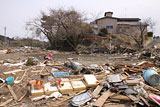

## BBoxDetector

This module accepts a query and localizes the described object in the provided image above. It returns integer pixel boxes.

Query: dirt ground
[0,51,139,66]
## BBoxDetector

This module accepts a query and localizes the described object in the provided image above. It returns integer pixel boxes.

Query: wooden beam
[92,85,103,98]
[0,95,4,100]
[32,95,46,101]
[7,85,18,101]
[18,92,27,102]
[0,98,13,106]
[140,96,150,106]
[4,69,24,75]
[93,90,111,107]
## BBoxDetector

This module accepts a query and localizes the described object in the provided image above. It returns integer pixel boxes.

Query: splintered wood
[7,85,18,101]
[4,69,24,75]
[93,90,111,107]
[0,98,13,107]
[92,85,103,98]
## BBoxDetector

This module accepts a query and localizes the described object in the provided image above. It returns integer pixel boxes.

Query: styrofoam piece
[44,82,58,95]
[83,74,98,87]
[58,80,73,93]
[71,80,86,91]
[31,85,44,97]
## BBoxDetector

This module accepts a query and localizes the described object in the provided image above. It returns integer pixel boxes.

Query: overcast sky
[0,0,160,38]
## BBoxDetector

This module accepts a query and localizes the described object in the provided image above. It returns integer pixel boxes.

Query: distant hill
[0,35,48,48]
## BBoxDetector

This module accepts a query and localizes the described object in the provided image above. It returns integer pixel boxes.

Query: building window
[106,26,113,30]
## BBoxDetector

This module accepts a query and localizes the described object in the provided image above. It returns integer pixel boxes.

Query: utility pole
[3,27,7,48]
[4,27,6,41]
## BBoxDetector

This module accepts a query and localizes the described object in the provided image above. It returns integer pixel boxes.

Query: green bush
[98,28,108,37]
[147,32,153,37]
[25,58,36,66]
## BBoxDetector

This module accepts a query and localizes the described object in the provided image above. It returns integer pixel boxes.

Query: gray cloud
[0,0,160,38]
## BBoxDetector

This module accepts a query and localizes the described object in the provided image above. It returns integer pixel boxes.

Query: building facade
[94,12,147,35]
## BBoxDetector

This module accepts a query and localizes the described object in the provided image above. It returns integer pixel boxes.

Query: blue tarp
[53,72,69,78]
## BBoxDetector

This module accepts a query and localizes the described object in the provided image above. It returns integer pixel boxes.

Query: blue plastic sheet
[53,72,69,77]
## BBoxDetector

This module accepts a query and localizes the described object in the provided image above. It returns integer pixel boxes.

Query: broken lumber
[93,90,111,107]
[103,104,131,107]
[144,84,159,92]
[0,83,6,89]
[14,67,33,84]
[0,95,3,100]
[7,85,18,101]
[125,79,140,85]
[32,95,46,101]
[4,69,24,75]
[127,95,139,103]
[0,98,13,107]
[140,96,150,106]
[39,66,46,74]
[18,92,27,102]
[92,85,103,98]
[111,94,130,101]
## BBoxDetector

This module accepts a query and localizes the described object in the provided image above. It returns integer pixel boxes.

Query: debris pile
[0,54,160,107]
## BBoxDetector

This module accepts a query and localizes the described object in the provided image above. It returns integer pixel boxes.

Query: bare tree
[26,8,92,53]
[144,17,156,32]
[125,18,155,50]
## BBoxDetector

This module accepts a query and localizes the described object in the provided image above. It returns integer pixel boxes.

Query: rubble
[0,50,160,107]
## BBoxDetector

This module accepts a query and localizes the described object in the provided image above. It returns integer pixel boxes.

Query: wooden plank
[32,95,46,101]
[127,95,139,103]
[140,96,150,106]
[7,85,18,101]
[14,67,34,84]
[92,85,103,98]
[18,92,27,102]
[39,66,46,75]
[111,94,130,101]
[144,84,159,92]
[31,70,41,73]
[103,104,131,107]
[4,69,24,74]
[0,98,13,106]
[0,95,4,100]
[0,83,6,89]
[93,90,111,107]
[125,79,140,85]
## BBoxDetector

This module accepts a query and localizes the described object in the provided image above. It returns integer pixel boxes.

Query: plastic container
[143,69,160,86]
[6,77,14,83]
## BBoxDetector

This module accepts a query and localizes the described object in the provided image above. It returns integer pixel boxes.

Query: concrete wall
[117,21,140,25]
[96,18,117,34]
[96,18,147,35]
